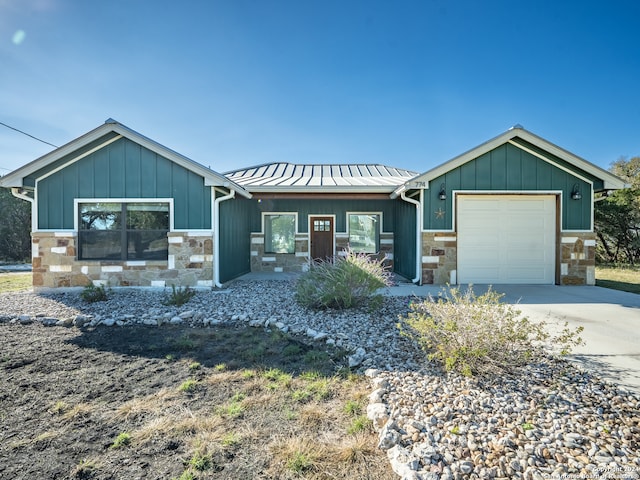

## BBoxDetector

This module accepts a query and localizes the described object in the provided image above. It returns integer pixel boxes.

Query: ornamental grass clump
[295,248,392,310]
[399,286,583,378]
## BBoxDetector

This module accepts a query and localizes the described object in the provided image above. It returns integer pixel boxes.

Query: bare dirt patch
[0,322,395,480]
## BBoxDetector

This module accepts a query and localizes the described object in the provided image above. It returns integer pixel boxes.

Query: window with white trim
[348,213,380,253]
[78,202,169,260]
[264,214,296,254]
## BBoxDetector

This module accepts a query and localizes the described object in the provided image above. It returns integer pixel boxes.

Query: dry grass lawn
[0,271,31,292]
[596,264,640,294]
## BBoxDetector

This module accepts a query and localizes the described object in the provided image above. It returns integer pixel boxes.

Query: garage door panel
[457,195,555,284]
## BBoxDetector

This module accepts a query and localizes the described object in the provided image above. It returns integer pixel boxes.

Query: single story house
[0,120,625,289]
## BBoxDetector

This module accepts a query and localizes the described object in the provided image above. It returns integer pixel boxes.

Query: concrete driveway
[484,285,640,394]
[382,283,640,393]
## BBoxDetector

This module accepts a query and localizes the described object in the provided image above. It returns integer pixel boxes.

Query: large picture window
[348,213,380,253]
[79,202,169,260]
[264,214,296,254]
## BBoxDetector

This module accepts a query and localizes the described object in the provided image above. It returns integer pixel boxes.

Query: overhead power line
[0,121,59,148]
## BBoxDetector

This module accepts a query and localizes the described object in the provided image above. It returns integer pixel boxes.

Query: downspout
[11,188,36,232]
[11,187,34,203]
[213,188,235,288]
[400,190,422,284]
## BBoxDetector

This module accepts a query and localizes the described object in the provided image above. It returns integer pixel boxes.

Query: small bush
[80,283,108,303]
[163,284,196,306]
[111,432,131,449]
[179,379,199,393]
[188,450,212,471]
[399,286,583,377]
[286,452,314,474]
[347,415,372,435]
[295,247,392,310]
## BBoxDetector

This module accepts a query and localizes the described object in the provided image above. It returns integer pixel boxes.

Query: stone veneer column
[421,233,457,285]
[31,231,213,289]
[560,233,596,285]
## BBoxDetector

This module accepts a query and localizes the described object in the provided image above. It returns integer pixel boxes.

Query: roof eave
[0,120,252,198]
[407,127,627,190]
[244,185,403,194]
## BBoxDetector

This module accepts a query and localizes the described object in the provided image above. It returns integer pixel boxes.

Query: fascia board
[403,127,626,191]
[0,124,114,188]
[513,130,627,190]
[0,121,252,199]
[109,124,252,198]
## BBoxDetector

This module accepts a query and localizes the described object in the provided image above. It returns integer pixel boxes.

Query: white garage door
[457,195,556,284]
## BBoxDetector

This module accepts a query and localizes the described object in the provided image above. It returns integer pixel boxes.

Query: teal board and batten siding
[217,197,418,281]
[35,137,212,230]
[219,196,253,283]
[423,142,598,231]
[392,198,417,280]
[252,198,398,233]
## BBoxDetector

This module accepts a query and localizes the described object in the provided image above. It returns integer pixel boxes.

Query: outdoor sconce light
[571,184,582,200]
[438,183,447,200]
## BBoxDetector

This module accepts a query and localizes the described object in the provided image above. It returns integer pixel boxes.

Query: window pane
[80,203,121,230]
[78,202,169,261]
[127,231,168,260]
[127,203,169,230]
[79,231,123,260]
[265,214,295,254]
[349,214,379,253]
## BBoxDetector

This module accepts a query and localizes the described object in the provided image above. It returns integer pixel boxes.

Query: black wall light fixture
[571,184,582,200]
[438,183,447,200]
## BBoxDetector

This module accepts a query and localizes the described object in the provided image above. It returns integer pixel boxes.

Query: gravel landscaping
[1,279,639,479]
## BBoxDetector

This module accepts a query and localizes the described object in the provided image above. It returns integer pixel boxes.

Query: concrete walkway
[239,272,640,394]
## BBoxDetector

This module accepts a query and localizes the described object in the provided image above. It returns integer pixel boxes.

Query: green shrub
[399,286,583,377]
[347,415,372,435]
[80,283,108,303]
[111,432,132,449]
[163,284,196,306]
[295,247,392,310]
[179,379,199,393]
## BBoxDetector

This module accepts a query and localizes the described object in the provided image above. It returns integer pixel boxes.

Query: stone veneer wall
[560,232,596,285]
[420,233,457,285]
[336,233,394,270]
[420,232,596,286]
[31,232,214,289]
[249,232,395,273]
[250,233,310,273]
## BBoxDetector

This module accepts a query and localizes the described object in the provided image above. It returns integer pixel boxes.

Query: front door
[310,216,334,261]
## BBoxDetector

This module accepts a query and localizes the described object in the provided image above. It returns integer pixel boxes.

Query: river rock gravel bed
[1,280,639,479]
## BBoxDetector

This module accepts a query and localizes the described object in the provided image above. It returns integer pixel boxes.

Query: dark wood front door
[310,216,334,261]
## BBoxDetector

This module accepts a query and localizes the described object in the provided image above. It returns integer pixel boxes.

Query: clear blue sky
[1,0,639,176]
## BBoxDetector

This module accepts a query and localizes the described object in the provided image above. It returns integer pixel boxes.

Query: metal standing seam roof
[225,162,418,190]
